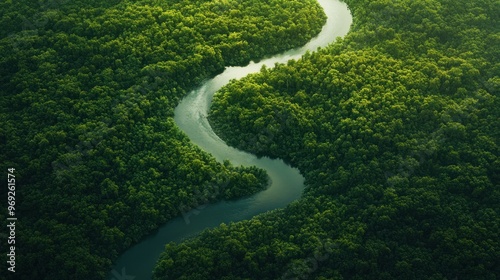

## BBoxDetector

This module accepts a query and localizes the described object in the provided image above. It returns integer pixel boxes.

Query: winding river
[109,1,351,279]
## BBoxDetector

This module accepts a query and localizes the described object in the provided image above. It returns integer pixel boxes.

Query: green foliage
[158,0,500,279]
[0,0,325,279]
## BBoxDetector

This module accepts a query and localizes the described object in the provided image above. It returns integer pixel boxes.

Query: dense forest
[155,0,500,279]
[0,0,326,279]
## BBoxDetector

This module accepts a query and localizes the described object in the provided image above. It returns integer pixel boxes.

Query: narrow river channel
[109,1,351,279]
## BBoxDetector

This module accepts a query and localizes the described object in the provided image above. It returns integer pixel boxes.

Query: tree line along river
[109,1,352,279]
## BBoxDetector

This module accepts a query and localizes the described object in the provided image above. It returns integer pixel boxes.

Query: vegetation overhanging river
[109,1,352,279]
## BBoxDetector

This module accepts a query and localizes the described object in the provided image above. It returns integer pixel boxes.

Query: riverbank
[110,1,352,279]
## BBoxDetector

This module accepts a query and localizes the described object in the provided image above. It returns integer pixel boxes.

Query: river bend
[110,1,351,279]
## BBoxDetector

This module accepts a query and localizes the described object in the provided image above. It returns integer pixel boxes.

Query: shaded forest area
[0,0,326,279]
[156,0,500,279]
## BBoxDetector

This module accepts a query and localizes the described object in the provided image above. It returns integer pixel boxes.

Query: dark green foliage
[0,0,325,279]
[157,0,499,279]
[222,165,270,200]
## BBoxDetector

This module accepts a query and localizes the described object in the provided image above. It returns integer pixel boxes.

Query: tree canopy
[0,0,326,279]
[156,0,499,279]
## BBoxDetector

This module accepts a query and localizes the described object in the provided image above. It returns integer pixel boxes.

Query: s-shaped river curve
[110,1,351,279]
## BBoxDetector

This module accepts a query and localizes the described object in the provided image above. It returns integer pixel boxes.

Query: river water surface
[109,1,351,279]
